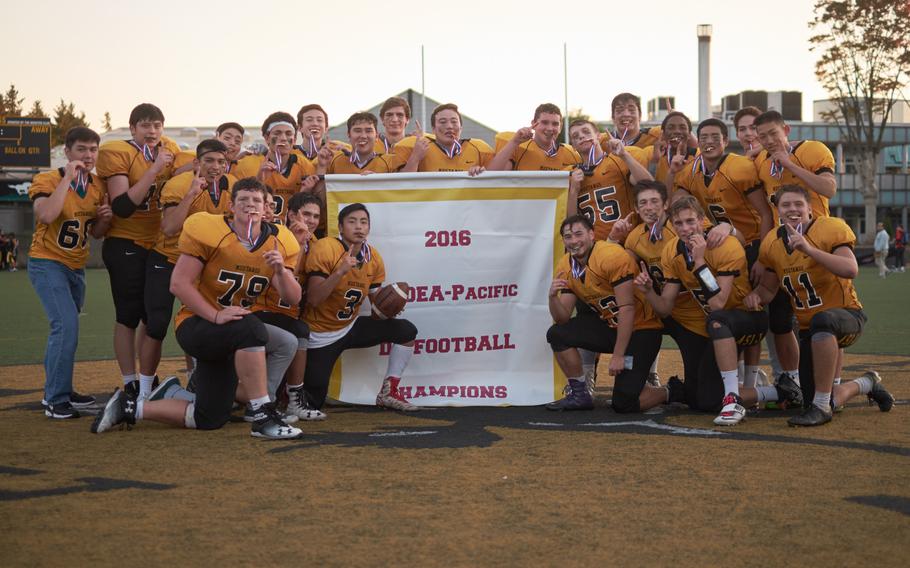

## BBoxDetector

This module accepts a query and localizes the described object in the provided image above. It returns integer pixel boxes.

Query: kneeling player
[92,178,303,439]
[302,204,419,412]
[746,185,893,426]
[546,215,666,412]
[635,197,801,425]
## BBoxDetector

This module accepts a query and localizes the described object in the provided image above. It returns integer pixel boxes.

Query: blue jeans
[27,257,85,405]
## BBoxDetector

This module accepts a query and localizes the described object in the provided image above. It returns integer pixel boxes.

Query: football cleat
[666,376,686,404]
[285,385,327,421]
[788,404,833,427]
[863,371,894,412]
[249,403,303,440]
[774,373,804,409]
[148,376,182,402]
[714,393,746,426]
[647,372,661,388]
[243,403,299,424]
[90,389,137,433]
[546,379,594,411]
[376,377,420,411]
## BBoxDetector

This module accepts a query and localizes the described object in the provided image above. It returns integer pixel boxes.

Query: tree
[51,99,89,146]
[809,0,910,243]
[102,111,113,132]
[27,100,47,119]
[0,84,25,118]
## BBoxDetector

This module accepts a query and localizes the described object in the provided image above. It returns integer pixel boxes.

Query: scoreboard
[0,117,51,168]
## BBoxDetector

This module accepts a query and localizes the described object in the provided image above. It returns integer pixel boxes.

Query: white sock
[139,374,155,396]
[833,376,842,385]
[784,369,800,387]
[852,375,874,395]
[737,359,745,384]
[743,365,759,388]
[136,399,145,420]
[122,373,138,386]
[756,386,778,403]
[721,370,740,396]
[249,395,270,410]
[386,343,414,378]
[286,383,303,393]
[569,374,585,384]
[649,352,660,375]
[813,391,832,412]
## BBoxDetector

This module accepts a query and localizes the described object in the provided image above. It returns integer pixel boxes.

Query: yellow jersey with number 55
[302,238,385,333]
[576,146,649,240]
[174,213,300,329]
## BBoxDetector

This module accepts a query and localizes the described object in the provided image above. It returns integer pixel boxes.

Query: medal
[570,255,586,280]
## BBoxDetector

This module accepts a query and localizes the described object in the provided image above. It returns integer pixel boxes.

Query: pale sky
[6,0,827,132]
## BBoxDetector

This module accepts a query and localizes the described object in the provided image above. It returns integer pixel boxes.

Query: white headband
[266,121,295,133]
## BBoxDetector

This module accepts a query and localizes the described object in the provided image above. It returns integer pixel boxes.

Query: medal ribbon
[70,170,88,197]
[274,150,283,175]
[585,143,604,169]
[128,140,155,162]
[307,134,318,160]
[770,144,793,179]
[649,221,662,243]
[570,255,586,280]
[441,139,462,159]
[350,151,375,170]
[544,141,558,158]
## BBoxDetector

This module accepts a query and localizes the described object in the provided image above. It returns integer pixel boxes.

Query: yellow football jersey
[173,150,195,171]
[95,136,181,247]
[662,233,753,320]
[756,140,835,220]
[600,126,663,150]
[577,146,649,241]
[302,238,386,333]
[758,217,861,332]
[625,219,707,336]
[554,241,662,330]
[154,172,237,264]
[326,151,403,174]
[506,139,581,171]
[255,234,315,319]
[675,153,765,243]
[656,146,698,186]
[292,140,353,167]
[231,154,315,222]
[28,168,107,270]
[174,213,300,329]
[392,136,494,172]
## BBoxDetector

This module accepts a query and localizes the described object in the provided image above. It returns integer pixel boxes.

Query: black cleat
[788,404,832,427]
[666,376,686,404]
[862,371,894,412]
[546,379,594,411]
[775,373,804,408]
[90,388,137,433]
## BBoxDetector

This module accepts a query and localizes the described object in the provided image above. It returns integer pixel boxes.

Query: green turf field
[0,266,907,366]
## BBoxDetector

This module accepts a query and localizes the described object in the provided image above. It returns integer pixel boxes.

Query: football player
[29,127,112,418]
[733,106,763,160]
[546,214,666,412]
[91,178,304,439]
[301,204,419,412]
[487,103,581,172]
[656,111,698,191]
[173,122,246,175]
[294,104,351,165]
[375,97,412,154]
[634,197,801,425]
[316,112,403,175]
[601,93,662,149]
[397,104,493,175]
[96,103,179,399]
[746,185,894,426]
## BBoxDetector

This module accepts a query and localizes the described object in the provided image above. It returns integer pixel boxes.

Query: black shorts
[797,308,867,403]
[143,250,175,341]
[769,288,796,335]
[303,316,418,409]
[102,237,148,329]
[744,239,760,271]
[706,309,768,347]
[175,314,269,430]
[252,311,310,341]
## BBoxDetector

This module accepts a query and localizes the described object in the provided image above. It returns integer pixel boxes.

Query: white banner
[324,171,568,406]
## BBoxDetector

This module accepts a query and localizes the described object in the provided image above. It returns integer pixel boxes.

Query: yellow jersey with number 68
[758,216,861,330]
[174,213,300,329]
[302,238,385,333]
[28,168,107,270]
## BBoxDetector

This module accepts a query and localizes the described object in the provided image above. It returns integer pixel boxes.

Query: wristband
[694,264,720,297]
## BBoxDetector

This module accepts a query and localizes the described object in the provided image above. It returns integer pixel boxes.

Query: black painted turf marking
[0,477,176,502]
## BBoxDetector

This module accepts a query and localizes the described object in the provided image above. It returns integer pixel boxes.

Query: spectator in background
[6,233,19,271]
[893,223,906,273]
[874,222,890,278]
[0,232,9,270]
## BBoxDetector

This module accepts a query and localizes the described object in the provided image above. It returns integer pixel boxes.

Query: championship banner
[324,171,568,406]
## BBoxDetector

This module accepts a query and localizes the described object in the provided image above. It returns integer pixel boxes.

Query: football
[371,282,410,320]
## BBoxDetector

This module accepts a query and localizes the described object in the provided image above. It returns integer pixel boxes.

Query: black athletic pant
[545,313,662,413]
[175,314,269,430]
[144,251,175,341]
[304,316,418,409]
[797,308,867,405]
[102,237,149,328]
[252,311,310,340]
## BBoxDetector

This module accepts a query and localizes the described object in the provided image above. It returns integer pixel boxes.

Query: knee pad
[706,312,734,340]
[546,324,569,352]
[808,311,837,338]
[144,314,170,341]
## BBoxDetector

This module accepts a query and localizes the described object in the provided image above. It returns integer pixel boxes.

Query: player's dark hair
[380,97,411,120]
[339,203,370,225]
[288,192,322,214]
[64,127,100,149]
[773,184,810,207]
[560,214,594,235]
[297,104,329,127]
[533,103,562,121]
[733,106,762,130]
[633,180,668,204]
[431,103,461,128]
[128,103,165,127]
[231,177,269,202]
[568,118,599,133]
[611,93,641,117]
[216,122,244,136]
[196,139,229,158]
[661,111,692,132]
[754,110,786,128]
[697,118,728,139]
[347,112,378,132]
[261,112,297,137]
[667,196,705,220]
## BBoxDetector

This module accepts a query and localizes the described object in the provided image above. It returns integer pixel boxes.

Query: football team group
[26,93,894,441]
